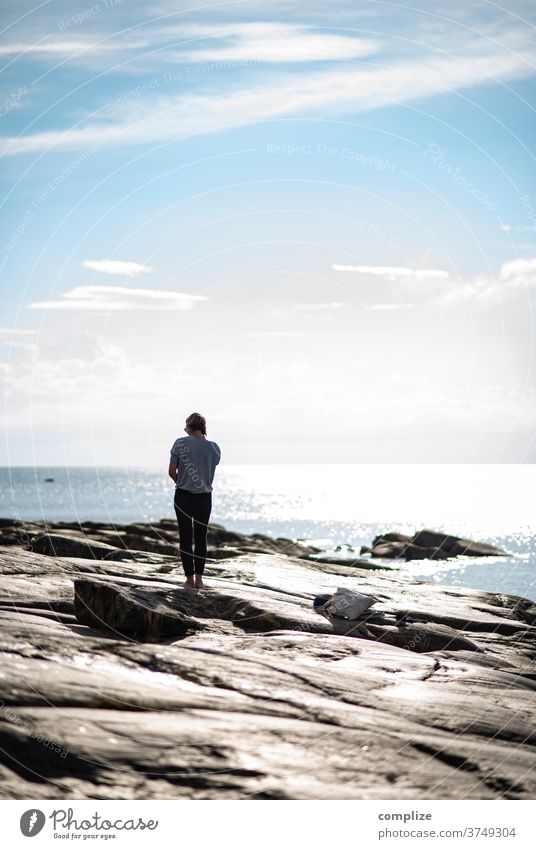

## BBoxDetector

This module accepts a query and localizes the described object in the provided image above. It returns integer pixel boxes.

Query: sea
[1,464,534,603]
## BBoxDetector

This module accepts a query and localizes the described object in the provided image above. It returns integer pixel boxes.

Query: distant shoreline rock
[361,528,508,560]
[0,517,383,570]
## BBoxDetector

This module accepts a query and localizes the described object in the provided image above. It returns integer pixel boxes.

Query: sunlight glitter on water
[216,464,535,538]
[1,463,534,600]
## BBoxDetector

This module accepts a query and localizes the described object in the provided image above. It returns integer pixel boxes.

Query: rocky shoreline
[362,529,507,560]
[0,517,535,800]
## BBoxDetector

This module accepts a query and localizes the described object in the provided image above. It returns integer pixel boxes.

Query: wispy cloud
[367,303,414,310]
[83,260,152,277]
[0,327,37,350]
[247,330,309,338]
[333,257,536,306]
[0,327,35,337]
[294,301,347,311]
[2,33,533,157]
[0,332,171,406]
[0,40,110,57]
[0,23,376,63]
[501,224,536,232]
[332,264,449,279]
[175,23,379,63]
[27,285,207,311]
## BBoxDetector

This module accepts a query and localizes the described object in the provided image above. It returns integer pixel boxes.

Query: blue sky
[1,0,535,465]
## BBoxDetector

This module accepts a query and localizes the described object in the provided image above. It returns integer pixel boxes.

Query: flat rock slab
[72,571,487,654]
[73,574,333,641]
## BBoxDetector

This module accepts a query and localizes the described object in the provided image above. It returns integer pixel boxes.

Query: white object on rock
[316,587,379,620]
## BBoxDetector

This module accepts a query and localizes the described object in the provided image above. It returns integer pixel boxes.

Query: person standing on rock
[168,412,221,590]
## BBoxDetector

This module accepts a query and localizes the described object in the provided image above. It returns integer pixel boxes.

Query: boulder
[412,529,506,557]
[366,528,507,560]
[372,531,413,546]
[0,517,23,528]
[369,541,449,560]
[28,534,130,560]
[118,533,177,556]
[443,538,508,557]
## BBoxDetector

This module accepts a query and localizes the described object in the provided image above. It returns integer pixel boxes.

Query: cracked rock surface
[0,519,534,800]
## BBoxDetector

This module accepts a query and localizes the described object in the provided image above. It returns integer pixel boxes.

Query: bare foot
[183,577,195,589]
[194,576,205,590]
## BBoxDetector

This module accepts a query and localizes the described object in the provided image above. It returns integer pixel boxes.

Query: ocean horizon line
[1,462,533,469]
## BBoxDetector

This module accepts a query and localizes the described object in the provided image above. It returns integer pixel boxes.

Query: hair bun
[186,412,207,434]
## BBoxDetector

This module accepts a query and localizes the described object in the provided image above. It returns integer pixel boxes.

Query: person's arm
[169,438,180,483]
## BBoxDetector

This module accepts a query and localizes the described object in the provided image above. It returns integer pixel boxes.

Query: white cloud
[247,330,309,338]
[27,285,208,311]
[1,34,533,157]
[501,224,536,232]
[368,303,414,310]
[0,40,107,57]
[1,332,159,407]
[0,327,37,351]
[176,23,379,63]
[0,33,161,60]
[83,260,152,277]
[0,23,376,64]
[332,264,449,279]
[440,257,536,304]
[294,301,347,311]
[500,257,536,279]
[5,328,182,396]
[0,327,35,337]
[333,257,536,306]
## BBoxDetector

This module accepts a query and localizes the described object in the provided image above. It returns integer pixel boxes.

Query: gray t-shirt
[170,436,221,493]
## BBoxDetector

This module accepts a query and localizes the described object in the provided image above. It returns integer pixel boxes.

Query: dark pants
[174,487,212,576]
